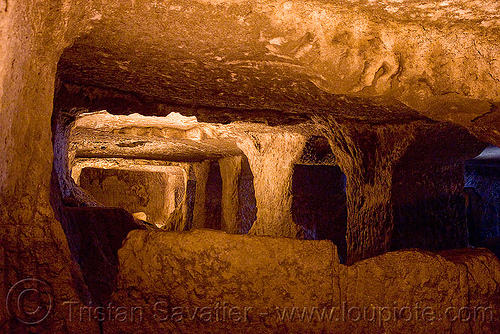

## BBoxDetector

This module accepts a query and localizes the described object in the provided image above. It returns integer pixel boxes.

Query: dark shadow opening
[465,145,500,259]
[49,108,147,307]
[238,156,257,234]
[199,157,257,233]
[205,161,223,230]
[292,136,347,263]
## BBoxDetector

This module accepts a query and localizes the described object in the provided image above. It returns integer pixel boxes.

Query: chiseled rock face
[79,168,173,227]
[2,0,500,333]
[56,0,500,144]
[107,229,500,334]
[0,1,97,333]
[107,229,338,334]
[315,116,486,263]
[345,248,500,334]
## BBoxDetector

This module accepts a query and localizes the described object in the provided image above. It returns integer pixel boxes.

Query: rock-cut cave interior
[2,1,500,333]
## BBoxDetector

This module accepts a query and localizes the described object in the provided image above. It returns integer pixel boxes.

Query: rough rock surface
[2,0,500,332]
[52,106,103,207]
[0,0,98,332]
[219,155,243,234]
[55,0,500,145]
[62,207,146,304]
[107,229,500,334]
[228,124,309,238]
[71,127,242,162]
[191,160,211,230]
[314,116,485,263]
[79,168,176,227]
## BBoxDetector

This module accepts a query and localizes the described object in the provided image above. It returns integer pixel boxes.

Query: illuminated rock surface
[2,0,500,333]
[107,229,500,334]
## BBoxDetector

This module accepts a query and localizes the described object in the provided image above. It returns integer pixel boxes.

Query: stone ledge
[106,229,500,333]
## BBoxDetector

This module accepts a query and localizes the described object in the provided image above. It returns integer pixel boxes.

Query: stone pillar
[191,160,210,229]
[314,116,484,264]
[53,108,102,207]
[171,164,190,231]
[219,155,243,234]
[184,169,197,231]
[237,130,307,238]
[164,174,177,217]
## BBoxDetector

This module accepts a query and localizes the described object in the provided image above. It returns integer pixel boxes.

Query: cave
[2,1,500,333]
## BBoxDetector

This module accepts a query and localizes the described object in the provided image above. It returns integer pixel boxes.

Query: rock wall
[191,160,211,229]
[52,105,102,207]
[0,0,99,332]
[314,116,485,263]
[2,0,500,333]
[106,229,500,334]
[219,156,243,234]
[79,168,170,226]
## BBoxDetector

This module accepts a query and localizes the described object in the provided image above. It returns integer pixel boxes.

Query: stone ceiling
[56,0,500,143]
[52,0,500,150]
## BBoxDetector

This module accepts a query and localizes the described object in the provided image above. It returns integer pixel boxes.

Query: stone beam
[71,127,242,162]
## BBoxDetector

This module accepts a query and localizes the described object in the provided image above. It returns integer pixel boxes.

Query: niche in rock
[78,166,186,228]
[204,161,223,230]
[293,135,348,262]
[197,157,257,233]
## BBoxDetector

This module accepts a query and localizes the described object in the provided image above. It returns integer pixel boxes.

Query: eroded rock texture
[314,116,485,263]
[2,0,500,332]
[219,155,243,234]
[107,229,500,334]
[232,125,308,238]
[63,207,146,304]
[79,168,171,226]
[0,1,99,332]
[191,160,211,230]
